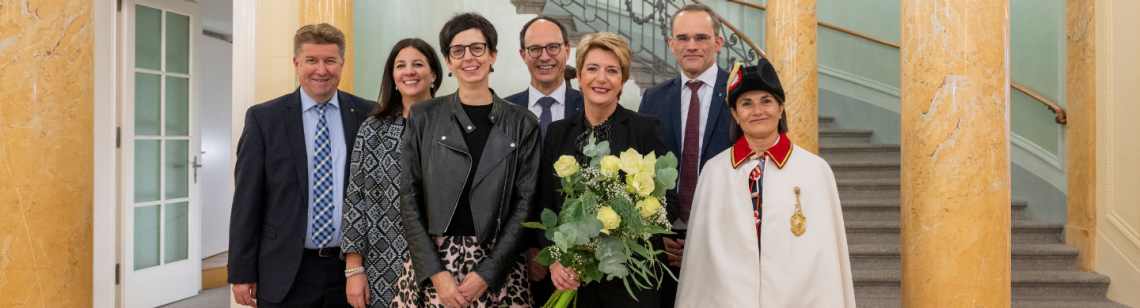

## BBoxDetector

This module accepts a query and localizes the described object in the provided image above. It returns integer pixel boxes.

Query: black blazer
[228,88,374,303]
[536,105,681,247]
[637,69,735,173]
[503,87,586,120]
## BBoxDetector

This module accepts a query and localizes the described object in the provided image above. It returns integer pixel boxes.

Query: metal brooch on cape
[791,186,806,237]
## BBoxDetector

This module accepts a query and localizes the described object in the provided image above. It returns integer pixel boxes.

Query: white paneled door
[119,0,202,307]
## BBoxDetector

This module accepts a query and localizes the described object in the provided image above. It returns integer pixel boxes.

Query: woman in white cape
[676,60,855,308]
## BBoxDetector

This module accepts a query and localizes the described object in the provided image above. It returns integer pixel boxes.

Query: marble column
[1065,0,1096,272]
[0,1,95,306]
[899,0,1011,306]
[300,0,355,94]
[765,0,819,153]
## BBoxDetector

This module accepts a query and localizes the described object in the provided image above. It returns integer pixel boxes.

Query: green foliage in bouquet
[522,134,679,305]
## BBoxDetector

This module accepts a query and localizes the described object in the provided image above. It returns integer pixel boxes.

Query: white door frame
[93,0,119,307]
[117,0,203,306]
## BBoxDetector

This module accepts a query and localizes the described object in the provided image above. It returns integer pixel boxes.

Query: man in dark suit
[229,23,373,308]
[636,4,734,307]
[505,15,586,304]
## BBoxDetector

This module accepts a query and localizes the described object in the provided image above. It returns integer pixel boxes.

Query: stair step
[509,0,547,14]
[848,243,1078,270]
[819,116,836,130]
[842,199,1030,221]
[855,297,1129,308]
[820,144,901,163]
[830,161,901,181]
[836,179,900,200]
[853,269,1112,298]
[820,129,875,145]
[845,220,1063,244]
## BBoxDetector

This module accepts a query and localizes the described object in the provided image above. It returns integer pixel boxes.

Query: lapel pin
[351,108,355,112]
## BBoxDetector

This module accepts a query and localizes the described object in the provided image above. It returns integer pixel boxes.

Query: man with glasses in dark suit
[637,4,734,307]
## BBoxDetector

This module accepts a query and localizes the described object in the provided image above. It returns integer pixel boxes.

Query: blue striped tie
[311,103,334,248]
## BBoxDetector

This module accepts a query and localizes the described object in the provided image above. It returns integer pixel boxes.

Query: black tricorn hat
[726,58,785,107]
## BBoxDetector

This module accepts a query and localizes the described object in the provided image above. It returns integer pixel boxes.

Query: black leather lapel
[472,123,516,185]
[284,89,309,205]
[608,106,631,154]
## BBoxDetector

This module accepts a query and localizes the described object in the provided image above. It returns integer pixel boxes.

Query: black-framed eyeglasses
[448,43,488,59]
[525,43,565,58]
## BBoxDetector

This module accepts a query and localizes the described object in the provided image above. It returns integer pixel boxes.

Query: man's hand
[525,248,548,281]
[232,283,258,307]
[664,237,686,267]
[549,261,580,291]
[346,274,369,308]
[430,271,470,308]
[457,272,490,303]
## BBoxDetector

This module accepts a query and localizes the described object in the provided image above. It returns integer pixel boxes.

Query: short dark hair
[371,38,443,120]
[439,13,498,60]
[670,4,723,37]
[519,16,569,49]
[729,95,788,141]
[294,23,347,57]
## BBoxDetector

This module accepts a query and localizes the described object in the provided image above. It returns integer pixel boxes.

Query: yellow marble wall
[1095,0,1140,306]
[1065,0,1097,273]
[898,0,1011,306]
[0,0,94,306]
[300,0,354,94]
[765,0,818,153]
[256,0,301,103]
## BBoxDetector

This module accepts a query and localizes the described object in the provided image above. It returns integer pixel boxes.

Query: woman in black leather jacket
[393,12,541,308]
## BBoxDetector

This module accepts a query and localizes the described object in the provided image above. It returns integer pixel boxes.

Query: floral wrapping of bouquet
[523,134,679,307]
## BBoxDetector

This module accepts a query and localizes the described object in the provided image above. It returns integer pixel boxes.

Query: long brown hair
[370,38,443,120]
[729,93,788,141]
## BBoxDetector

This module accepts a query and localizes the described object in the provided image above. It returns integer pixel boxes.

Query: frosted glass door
[120,1,201,307]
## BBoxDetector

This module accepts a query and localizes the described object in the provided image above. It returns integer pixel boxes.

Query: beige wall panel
[0,0,94,306]
[1096,0,1140,306]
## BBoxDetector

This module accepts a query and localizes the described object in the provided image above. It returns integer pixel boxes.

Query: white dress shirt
[679,64,720,159]
[527,82,568,121]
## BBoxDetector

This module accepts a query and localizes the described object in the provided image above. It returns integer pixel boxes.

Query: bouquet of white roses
[523,134,679,308]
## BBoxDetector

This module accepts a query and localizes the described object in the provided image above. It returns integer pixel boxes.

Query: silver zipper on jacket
[438,141,473,236]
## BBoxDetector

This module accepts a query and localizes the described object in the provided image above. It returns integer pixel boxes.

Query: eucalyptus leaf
[535,247,556,266]
[656,152,678,169]
[541,208,558,228]
[655,169,678,189]
[522,222,547,230]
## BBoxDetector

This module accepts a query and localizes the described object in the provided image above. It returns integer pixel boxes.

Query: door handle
[192,156,203,183]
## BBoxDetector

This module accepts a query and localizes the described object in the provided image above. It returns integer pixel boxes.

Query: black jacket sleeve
[473,119,542,289]
[228,107,266,284]
[400,107,448,286]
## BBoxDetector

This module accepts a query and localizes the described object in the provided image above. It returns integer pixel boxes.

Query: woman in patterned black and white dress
[341,38,443,308]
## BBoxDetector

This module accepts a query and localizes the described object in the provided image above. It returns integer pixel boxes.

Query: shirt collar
[300,87,341,112]
[730,132,792,169]
[528,82,567,108]
[681,63,720,88]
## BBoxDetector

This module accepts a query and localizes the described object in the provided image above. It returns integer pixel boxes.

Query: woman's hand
[457,272,489,303]
[346,273,369,308]
[430,271,470,308]
[525,248,548,281]
[549,261,580,291]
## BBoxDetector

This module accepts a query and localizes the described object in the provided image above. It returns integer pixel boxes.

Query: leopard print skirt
[390,236,532,308]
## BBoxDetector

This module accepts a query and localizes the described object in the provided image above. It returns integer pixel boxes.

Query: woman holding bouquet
[396,13,540,308]
[675,60,856,307]
[536,32,679,308]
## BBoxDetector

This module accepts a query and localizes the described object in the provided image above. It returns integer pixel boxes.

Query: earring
[490,66,495,73]
[448,71,453,77]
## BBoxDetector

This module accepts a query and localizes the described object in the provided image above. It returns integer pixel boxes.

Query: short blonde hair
[575,32,632,85]
[294,23,346,58]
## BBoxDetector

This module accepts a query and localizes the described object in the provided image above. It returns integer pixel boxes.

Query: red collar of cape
[730,132,793,169]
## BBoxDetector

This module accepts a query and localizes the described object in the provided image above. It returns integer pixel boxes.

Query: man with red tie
[636,4,734,307]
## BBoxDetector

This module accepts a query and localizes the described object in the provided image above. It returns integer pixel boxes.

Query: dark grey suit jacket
[503,87,585,120]
[228,88,374,303]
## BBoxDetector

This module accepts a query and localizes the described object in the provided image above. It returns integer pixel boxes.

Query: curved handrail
[725,0,1067,125]
[1011,84,1068,124]
[691,0,766,59]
